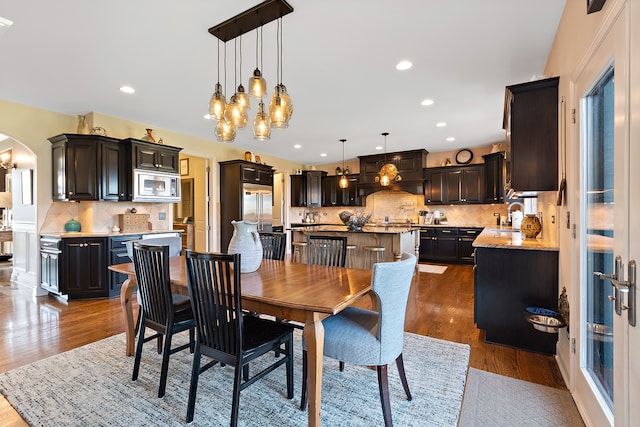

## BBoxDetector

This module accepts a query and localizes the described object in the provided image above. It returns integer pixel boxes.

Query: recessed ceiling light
[120,86,135,94]
[446,137,455,142]
[0,133,8,142]
[396,60,412,71]
[0,16,13,27]
[375,146,383,150]
[320,153,327,157]
[294,144,301,149]
[436,122,447,127]
[421,99,434,106]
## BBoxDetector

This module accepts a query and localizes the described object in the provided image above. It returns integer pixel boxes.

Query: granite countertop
[472,228,558,251]
[291,225,418,234]
[40,229,182,238]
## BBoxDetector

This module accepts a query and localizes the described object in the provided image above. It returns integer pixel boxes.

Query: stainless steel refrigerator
[242,183,273,232]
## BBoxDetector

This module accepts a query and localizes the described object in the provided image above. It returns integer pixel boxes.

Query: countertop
[290,225,418,234]
[472,228,558,251]
[40,229,182,239]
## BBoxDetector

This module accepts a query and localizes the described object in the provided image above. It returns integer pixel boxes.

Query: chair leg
[339,361,345,372]
[156,335,163,354]
[377,364,393,427]
[158,331,172,398]
[231,365,243,427]
[285,336,294,399]
[132,322,146,381]
[395,353,412,400]
[300,349,308,410]
[186,343,202,423]
[189,328,195,353]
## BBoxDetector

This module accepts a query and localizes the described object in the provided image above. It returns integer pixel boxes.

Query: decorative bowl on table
[339,210,354,225]
[346,213,372,232]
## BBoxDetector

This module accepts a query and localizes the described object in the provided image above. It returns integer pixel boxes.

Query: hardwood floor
[0,261,566,424]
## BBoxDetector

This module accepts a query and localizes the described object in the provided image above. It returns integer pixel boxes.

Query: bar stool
[291,241,307,263]
[345,244,357,268]
[363,246,385,269]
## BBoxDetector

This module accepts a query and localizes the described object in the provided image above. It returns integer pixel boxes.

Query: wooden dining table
[109,257,373,427]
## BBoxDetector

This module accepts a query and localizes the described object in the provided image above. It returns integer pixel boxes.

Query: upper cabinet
[50,134,122,202]
[359,149,428,184]
[239,162,274,186]
[483,152,505,203]
[504,77,559,192]
[424,165,484,205]
[322,175,361,207]
[126,139,181,174]
[291,170,327,207]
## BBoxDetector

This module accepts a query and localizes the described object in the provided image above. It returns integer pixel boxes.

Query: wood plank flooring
[0,262,566,424]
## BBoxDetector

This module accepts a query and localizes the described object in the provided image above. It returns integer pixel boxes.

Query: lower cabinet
[419,227,483,264]
[62,237,108,299]
[474,247,559,354]
[109,234,141,298]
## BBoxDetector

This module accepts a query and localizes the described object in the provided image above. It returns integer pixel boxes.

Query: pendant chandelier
[338,139,349,189]
[208,0,294,142]
[376,132,402,186]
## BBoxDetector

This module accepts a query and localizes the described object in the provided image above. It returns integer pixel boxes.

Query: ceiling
[0,0,565,165]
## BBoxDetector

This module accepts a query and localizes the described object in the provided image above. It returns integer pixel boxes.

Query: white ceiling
[0,0,565,165]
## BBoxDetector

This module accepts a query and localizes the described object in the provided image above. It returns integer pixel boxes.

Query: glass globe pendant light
[209,40,226,120]
[269,18,293,129]
[252,100,271,140]
[338,139,349,189]
[376,132,401,186]
[248,27,267,99]
[215,118,236,142]
[224,94,248,129]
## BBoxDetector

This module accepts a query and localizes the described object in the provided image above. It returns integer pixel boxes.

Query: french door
[573,3,639,426]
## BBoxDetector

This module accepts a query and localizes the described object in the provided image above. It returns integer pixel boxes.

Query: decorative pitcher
[227,220,263,272]
[521,214,542,238]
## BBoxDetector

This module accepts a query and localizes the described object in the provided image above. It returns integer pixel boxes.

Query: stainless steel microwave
[133,169,180,202]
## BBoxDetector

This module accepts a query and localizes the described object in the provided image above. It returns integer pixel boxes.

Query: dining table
[109,257,373,427]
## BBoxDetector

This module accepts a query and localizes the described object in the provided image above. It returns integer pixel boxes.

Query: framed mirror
[174,178,194,222]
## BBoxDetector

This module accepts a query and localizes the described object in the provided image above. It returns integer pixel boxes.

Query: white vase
[227,220,263,273]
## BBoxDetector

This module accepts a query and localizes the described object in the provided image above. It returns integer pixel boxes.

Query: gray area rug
[0,331,469,426]
[459,368,585,427]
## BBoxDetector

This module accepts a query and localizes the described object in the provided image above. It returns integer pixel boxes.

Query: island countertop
[472,228,558,251]
[292,225,419,234]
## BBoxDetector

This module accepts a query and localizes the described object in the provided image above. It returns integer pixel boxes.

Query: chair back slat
[259,232,286,260]
[307,235,347,267]
[132,243,174,326]
[185,251,243,358]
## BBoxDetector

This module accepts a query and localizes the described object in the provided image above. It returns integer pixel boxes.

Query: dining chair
[259,232,286,260]
[306,235,347,267]
[131,242,195,399]
[300,252,417,427]
[184,250,295,425]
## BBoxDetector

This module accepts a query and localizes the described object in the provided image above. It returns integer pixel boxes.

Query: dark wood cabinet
[40,236,61,295]
[474,246,559,354]
[483,152,505,203]
[424,165,483,205]
[290,170,326,208]
[61,237,108,299]
[504,76,559,192]
[420,226,483,264]
[457,228,483,263]
[129,140,181,174]
[322,175,361,207]
[241,163,273,185]
[359,149,428,185]
[100,138,125,201]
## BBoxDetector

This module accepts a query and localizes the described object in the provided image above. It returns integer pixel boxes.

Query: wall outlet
[159,212,166,220]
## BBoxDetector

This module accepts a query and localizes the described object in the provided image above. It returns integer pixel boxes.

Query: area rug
[459,368,585,427]
[0,331,469,426]
[418,264,448,274]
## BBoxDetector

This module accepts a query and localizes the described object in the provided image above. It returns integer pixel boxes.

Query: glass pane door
[583,67,615,410]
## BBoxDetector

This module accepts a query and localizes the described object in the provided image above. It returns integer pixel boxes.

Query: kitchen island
[291,224,419,268]
[472,227,560,354]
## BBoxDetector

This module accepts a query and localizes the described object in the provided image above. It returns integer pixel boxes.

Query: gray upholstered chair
[300,252,417,427]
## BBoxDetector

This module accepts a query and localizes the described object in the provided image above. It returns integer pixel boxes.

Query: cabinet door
[63,238,108,299]
[306,172,323,207]
[434,228,458,262]
[445,169,463,203]
[462,166,484,203]
[40,251,60,293]
[483,152,504,203]
[100,139,122,201]
[156,148,179,173]
[68,140,98,200]
[290,175,306,207]
[345,176,360,206]
[424,170,445,204]
[134,144,158,170]
[51,142,67,201]
[256,167,273,185]
[322,176,338,206]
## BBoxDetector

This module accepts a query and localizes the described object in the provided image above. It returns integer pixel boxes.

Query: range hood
[357,180,424,198]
